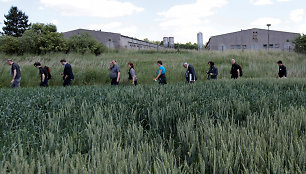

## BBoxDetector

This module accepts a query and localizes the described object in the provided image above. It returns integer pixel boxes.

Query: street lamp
[267,24,271,51]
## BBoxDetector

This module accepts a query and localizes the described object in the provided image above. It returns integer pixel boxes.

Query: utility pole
[267,24,271,51]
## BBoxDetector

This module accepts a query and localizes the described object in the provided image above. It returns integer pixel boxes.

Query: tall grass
[0,50,305,87]
[0,79,305,173]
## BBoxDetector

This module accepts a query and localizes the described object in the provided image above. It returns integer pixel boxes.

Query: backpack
[238,64,243,77]
[44,66,52,80]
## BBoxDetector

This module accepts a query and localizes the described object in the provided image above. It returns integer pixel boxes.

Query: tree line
[0,6,107,55]
[1,6,305,55]
[143,38,199,50]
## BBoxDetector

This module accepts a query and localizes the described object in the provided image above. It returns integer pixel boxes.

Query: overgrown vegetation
[0,79,305,173]
[0,51,305,88]
[294,34,306,54]
[0,24,107,55]
[67,33,108,55]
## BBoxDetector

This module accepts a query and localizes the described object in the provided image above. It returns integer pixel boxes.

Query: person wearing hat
[277,60,287,78]
[206,61,218,80]
[183,62,197,83]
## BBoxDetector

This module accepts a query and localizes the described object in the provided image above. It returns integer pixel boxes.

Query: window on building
[275,44,280,48]
[252,31,258,40]
[231,45,241,49]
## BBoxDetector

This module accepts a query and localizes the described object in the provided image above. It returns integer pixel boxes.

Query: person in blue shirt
[154,60,167,85]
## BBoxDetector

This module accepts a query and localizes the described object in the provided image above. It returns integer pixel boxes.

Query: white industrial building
[63,29,173,51]
[206,28,300,51]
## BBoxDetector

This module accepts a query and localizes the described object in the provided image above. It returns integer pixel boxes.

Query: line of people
[6,58,287,88]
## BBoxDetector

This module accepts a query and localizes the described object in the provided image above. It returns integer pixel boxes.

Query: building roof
[62,28,120,36]
[210,28,300,38]
[63,29,163,47]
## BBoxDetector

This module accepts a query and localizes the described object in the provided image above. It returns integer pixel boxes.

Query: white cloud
[290,9,304,23]
[250,0,273,6]
[87,22,122,31]
[157,0,228,43]
[250,0,293,5]
[86,22,139,36]
[0,0,13,2]
[298,24,306,33]
[40,0,144,18]
[251,17,282,26]
[50,19,59,25]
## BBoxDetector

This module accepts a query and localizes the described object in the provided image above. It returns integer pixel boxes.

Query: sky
[0,0,305,43]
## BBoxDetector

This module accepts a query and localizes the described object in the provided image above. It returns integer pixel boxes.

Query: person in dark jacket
[34,62,48,87]
[7,59,21,88]
[108,60,121,85]
[230,59,241,79]
[206,61,218,80]
[60,59,74,87]
[183,62,197,83]
[277,60,287,78]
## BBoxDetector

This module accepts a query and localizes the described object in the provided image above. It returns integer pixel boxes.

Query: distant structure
[197,32,203,50]
[169,37,174,48]
[63,29,172,51]
[163,37,169,48]
[206,28,299,51]
[163,37,175,48]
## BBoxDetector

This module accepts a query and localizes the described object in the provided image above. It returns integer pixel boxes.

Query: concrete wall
[63,29,169,51]
[207,28,299,51]
[120,36,162,51]
[63,29,121,49]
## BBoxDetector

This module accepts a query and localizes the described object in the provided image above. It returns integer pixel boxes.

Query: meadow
[0,51,305,173]
[0,50,305,87]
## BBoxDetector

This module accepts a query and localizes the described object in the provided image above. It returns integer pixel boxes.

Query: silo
[169,37,174,48]
[197,32,203,50]
[163,37,169,48]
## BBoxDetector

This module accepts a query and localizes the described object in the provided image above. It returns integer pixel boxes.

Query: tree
[2,6,30,37]
[294,34,306,54]
[27,23,67,54]
[174,42,198,50]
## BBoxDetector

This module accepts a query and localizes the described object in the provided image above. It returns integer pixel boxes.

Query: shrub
[294,34,306,54]
[0,36,20,55]
[67,33,107,55]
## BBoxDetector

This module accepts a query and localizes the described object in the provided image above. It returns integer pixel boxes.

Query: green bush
[30,23,68,54]
[0,36,21,55]
[0,23,68,55]
[67,33,107,55]
[19,29,40,54]
[294,34,306,54]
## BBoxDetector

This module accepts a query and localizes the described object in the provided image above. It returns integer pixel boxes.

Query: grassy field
[0,79,305,173]
[0,50,305,87]
[0,51,305,173]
